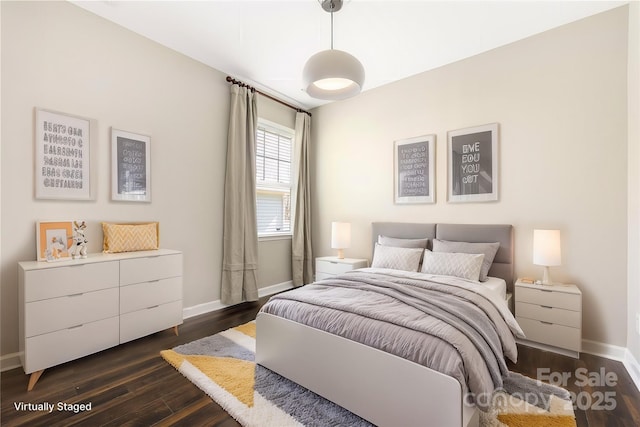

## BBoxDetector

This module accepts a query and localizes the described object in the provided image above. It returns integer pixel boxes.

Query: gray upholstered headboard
[371,222,514,293]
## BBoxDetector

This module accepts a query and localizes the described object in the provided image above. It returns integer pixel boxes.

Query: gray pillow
[378,235,428,249]
[432,239,499,282]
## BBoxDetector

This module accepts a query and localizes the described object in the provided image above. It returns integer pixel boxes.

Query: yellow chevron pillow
[102,222,159,253]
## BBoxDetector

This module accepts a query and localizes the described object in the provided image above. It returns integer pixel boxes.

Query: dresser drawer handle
[146,256,161,259]
[148,279,160,283]
[146,305,160,310]
[69,264,85,268]
[330,261,338,264]
[540,305,553,309]
[540,321,553,325]
[540,289,553,293]
[68,324,83,330]
[68,293,84,298]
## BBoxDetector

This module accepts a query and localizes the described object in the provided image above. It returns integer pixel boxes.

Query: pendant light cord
[330,3,334,49]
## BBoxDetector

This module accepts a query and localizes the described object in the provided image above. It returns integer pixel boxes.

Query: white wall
[0,1,293,359]
[627,0,640,374]
[311,7,629,347]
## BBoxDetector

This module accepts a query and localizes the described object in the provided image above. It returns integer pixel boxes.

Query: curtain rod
[226,76,311,117]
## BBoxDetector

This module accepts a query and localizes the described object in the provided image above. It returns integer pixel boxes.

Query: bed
[256,222,522,427]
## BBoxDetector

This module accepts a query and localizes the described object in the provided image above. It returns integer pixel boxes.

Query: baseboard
[581,339,628,361]
[623,348,640,393]
[1,352,22,373]
[182,280,294,319]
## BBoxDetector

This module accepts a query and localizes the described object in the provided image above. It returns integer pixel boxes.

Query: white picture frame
[394,135,436,204]
[447,123,499,203]
[111,128,151,202]
[35,109,92,200]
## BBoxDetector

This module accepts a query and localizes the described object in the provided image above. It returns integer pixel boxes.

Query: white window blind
[256,121,293,236]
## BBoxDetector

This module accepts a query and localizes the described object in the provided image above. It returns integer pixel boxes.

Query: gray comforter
[259,268,524,410]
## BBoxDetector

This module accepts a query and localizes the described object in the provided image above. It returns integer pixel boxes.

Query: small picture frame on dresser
[36,221,74,262]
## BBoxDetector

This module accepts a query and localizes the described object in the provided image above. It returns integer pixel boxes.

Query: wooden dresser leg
[27,370,44,391]
[173,325,179,336]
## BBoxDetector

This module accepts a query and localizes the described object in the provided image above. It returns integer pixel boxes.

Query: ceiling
[71,0,626,110]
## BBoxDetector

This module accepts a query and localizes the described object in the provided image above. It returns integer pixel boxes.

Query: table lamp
[331,222,351,259]
[533,229,561,285]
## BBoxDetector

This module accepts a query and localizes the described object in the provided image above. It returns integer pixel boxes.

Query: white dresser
[515,279,582,358]
[19,249,182,390]
[315,256,368,281]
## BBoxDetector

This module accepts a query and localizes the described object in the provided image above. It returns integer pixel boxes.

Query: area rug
[161,321,576,427]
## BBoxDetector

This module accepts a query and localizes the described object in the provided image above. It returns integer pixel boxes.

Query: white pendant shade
[303,49,365,100]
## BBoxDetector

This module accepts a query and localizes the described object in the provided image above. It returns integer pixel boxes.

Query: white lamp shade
[331,222,351,249]
[533,229,561,266]
[303,50,365,100]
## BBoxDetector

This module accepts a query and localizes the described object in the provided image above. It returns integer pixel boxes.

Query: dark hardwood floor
[2,296,639,426]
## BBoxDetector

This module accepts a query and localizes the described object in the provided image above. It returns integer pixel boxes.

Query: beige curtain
[292,112,313,286]
[221,84,259,304]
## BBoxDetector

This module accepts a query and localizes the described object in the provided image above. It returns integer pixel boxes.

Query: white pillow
[432,239,499,282]
[371,244,423,272]
[420,251,485,281]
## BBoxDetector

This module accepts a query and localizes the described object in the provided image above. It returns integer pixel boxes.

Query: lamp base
[336,249,344,259]
[541,266,553,286]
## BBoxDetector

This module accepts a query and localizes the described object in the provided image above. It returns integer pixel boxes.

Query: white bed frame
[256,223,514,427]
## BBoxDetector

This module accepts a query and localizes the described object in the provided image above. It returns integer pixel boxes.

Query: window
[256,120,293,237]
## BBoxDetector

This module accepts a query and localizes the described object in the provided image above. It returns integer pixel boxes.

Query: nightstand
[515,279,582,358]
[315,256,368,281]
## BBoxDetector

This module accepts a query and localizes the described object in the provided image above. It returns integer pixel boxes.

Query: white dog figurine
[72,221,88,259]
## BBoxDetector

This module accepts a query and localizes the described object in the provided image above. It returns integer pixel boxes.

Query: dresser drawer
[23,316,119,374]
[517,316,581,352]
[120,254,182,285]
[23,261,119,302]
[25,287,119,338]
[120,277,182,314]
[120,300,183,344]
[515,287,580,311]
[516,301,581,328]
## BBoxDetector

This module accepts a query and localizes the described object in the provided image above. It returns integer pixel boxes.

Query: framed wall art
[394,134,436,204]
[447,123,499,203]
[35,109,92,200]
[36,221,74,262]
[111,128,151,202]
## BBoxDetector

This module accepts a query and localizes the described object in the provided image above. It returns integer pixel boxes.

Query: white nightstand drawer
[515,287,581,311]
[517,317,581,352]
[120,253,182,285]
[25,287,119,338]
[516,301,581,328]
[23,316,119,374]
[316,257,368,275]
[317,261,355,275]
[120,277,182,314]
[24,261,119,302]
[120,300,183,344]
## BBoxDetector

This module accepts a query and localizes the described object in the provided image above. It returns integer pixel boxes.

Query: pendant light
[303,0,365,100]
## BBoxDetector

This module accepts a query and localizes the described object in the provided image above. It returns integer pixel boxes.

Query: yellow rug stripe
[234,321,256,338]
[497,413,577,427]
[160,350,256,406]
[160,349,183,370]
